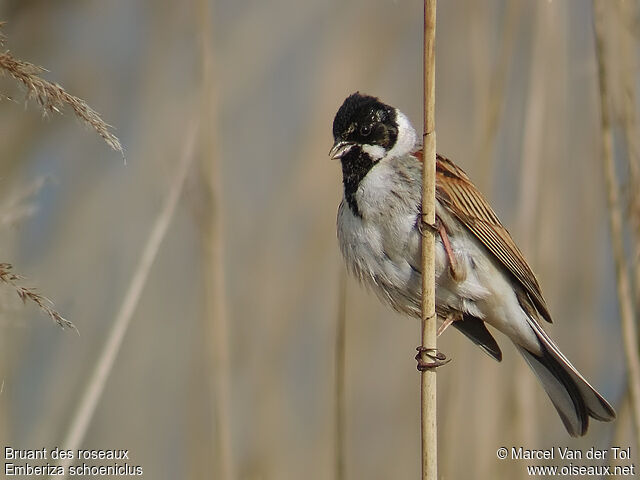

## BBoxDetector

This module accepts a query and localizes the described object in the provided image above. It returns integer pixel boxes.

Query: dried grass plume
[0,263,75,331]
[0,21,123,157]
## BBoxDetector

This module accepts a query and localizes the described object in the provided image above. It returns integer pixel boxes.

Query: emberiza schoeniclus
[330,92,615,436]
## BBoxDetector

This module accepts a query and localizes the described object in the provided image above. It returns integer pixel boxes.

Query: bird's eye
[360,124,372,136]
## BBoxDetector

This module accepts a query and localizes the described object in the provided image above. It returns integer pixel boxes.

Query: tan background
[0,0,637,478]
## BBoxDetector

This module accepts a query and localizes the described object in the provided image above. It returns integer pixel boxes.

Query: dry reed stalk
[237,5,410,473]
[335,268,347,480]
[608,387,630,472]
[443,6,521,476]
[593,0,640,451]
[615,0,640,314]
[196,1,235,478]
[474,0,522,192]
[51,121,199,478]
[0,262,75,330]
[513,0,549,446]
[0,22,122,157]
[420,1,437,479]
[468,5,521,473]
[237,6,398,473]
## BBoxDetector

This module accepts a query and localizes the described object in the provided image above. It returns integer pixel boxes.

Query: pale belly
[338,201,541,352]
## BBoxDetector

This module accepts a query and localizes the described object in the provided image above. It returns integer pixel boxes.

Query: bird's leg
[437,311,462,337]
[420,214,465,283]
[415,346,451,370]
[418,213,439,236]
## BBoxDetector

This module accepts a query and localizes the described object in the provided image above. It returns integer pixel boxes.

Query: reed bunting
[330,92,615,436]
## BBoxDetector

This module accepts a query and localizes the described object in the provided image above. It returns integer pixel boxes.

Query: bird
[330,92,616,437]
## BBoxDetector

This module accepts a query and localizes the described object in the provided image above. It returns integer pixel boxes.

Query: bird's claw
[437,312,462,337]
[418,214,440,236]
[415,346,451,370]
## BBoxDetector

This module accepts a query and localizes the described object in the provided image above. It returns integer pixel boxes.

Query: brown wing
[430,153,552,323]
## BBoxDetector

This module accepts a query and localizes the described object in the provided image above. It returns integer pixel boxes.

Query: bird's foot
[418,214,441,236]
[415,346,451,371]
[437,312,462,337]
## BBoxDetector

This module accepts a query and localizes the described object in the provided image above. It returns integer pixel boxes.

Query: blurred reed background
[0,0,638,479]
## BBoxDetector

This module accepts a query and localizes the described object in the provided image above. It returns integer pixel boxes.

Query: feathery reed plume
[0,22,123,156]
[593,0,640,450]
[420,1,438,479]
[0,262,74,330]
[51,121,198,478]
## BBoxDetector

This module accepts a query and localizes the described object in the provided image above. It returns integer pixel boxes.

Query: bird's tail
[516,319,616,436]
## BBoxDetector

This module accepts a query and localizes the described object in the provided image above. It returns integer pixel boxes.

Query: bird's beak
[329,141,354,160]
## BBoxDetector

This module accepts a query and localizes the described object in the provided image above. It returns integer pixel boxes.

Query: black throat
[340,147,376,218]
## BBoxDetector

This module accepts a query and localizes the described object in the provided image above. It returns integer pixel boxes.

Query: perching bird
[330,92,615,436]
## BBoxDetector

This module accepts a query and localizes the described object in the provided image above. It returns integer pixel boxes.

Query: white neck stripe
[386,111,416,159]
[361,144,386,160]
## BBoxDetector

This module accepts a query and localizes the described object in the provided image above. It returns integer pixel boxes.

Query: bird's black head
[329,93,399,161]
[330,93,417,216]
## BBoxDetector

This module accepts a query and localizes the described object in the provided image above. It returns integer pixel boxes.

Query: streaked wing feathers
[431,153,552,323]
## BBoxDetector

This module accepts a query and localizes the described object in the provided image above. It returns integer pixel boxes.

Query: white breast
[337,156,540,353]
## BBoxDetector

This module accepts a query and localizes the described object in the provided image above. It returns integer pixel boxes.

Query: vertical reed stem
[593,0,640,450]
[514,0,547,446]
[615,0,640,316]
[52,121,198,479]
[197,0,235,477]
[421,1,437,479]
[335,268,347,480]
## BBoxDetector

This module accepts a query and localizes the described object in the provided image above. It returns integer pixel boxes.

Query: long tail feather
[517,319,616,436]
